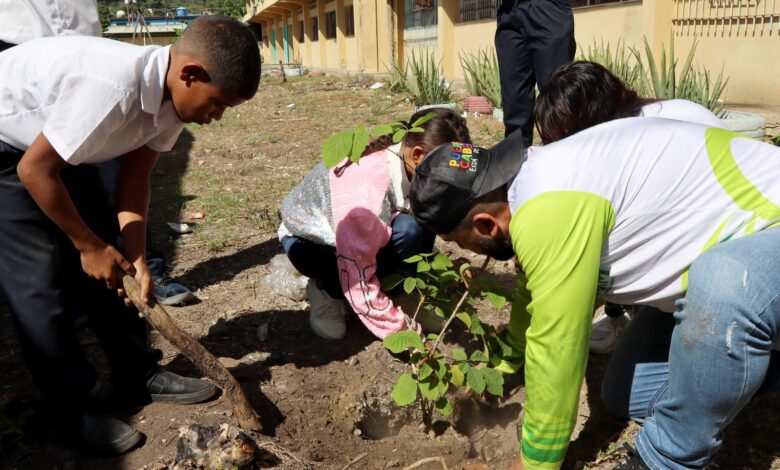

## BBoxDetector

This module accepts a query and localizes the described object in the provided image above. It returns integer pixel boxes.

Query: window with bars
[570,0,639,8]
[460,0,498,22]
[325,10,337,38]
[345,5,355,36]
[673,0,780,37]
[299,20,304,42]
[404,0,438,29]
[311,16,319,41]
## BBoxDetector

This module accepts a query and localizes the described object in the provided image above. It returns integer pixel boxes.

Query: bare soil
[1,76,778,470]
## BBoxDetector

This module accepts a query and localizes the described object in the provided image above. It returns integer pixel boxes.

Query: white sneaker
[306,279,347,340]
[590,308,630,354]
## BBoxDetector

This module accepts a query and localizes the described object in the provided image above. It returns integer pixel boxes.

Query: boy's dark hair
[175,15,261,100]
[362,107,472,157]
[534,60,656,144]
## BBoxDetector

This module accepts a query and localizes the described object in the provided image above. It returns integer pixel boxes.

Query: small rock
[287,103,296,109]
[225,410,233,417]
[428,430,436,439]
[153,461,169,470]
[161,438,167,444]
[353,428,362,436]
[385,460,400,468]
[348,356,359,366]
[257,323,269,342]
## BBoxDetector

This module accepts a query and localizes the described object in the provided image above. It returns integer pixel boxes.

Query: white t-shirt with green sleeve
[503,117,780,469]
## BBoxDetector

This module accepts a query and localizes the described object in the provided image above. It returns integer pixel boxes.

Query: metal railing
[460,0,499,22]
[673,0,780,36]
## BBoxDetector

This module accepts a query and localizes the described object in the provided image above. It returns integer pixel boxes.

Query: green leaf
[418,378,440,401]
[469,313,486,335]
[416,278,426,289]
[433,305,445,318]
[349,124,371,164]
[452,348,468,362]
[456,311,472,328]
[431,254,454,271]
[418,362,434,380]
[404,254,423,263]
[322,130,354,168]
[426,333,439,341]
[470,350,489,363]
[411,111,436,128]
[435,358,448,379]
[466,367,486,394]
[392,373,418,406]
[450,363,465,386]
[482,368,505,397]
[392,129,406,143]
[369,124,394,138]
[403,277,417,294]
[416,261,431,273]
[383,330,425,353]
[408,126,425,133]
[435,397,453,416]
[459,263,472,275]
[486,291,506,310]
[381,273,405,291]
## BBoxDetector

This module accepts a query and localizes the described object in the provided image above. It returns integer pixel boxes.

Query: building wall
[247,0,780,106]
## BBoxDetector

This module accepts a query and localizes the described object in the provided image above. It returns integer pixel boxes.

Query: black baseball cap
[410,129,525,234]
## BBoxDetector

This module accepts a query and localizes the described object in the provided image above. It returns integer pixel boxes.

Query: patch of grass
[266,134,281,143]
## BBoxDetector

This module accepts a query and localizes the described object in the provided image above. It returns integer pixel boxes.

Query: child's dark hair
[363,108,471,157]
[174,15,261,100]
[534,60,657,144]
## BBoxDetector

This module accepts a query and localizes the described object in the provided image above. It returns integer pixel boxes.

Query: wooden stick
[402,457,448,470]
[122,275,263,432]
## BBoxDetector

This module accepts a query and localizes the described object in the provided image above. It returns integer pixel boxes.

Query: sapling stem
[411,293,427,325]
[429,288,470,358]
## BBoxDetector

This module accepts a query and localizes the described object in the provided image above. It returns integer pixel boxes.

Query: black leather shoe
[72,413,142,456]
[146,370,217,404]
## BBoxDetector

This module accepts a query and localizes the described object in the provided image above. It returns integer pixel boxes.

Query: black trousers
[495,0,575,145]
[0,141,160,415]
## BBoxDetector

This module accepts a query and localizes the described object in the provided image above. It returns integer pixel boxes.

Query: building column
[336,0,347,68]
[358,0,378,71]
[375,0,393,71]
[317,0,328,68]
[437,0,459,77]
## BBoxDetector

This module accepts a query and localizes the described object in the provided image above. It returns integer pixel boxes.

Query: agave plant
[407,49,452,106]
[459,48,502,109]
[578,38,647,96]
[384,59,411,94]
[631,34,729,116]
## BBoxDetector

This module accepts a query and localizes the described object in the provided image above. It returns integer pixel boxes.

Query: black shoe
[69,412,142,456]
[146,370,217,404]
[613,443,650,470]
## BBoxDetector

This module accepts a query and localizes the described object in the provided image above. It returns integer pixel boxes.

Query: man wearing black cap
[410,118,780,470]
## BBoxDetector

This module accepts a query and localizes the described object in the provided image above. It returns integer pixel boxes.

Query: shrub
[459,48,502,109]
[406,49,452,106]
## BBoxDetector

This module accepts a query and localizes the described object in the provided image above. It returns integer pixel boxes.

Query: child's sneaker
[306,279,347,340]
[590,304,630,354]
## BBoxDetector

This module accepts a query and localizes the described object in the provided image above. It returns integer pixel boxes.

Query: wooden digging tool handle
[121,274,263,432]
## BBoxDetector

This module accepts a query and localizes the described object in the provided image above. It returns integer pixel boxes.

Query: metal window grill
[570,0,637,7]
[404,0,438,29]
[460,0,499,22]
[673,0,780,36]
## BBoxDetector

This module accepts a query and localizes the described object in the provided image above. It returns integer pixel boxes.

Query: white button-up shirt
[0,36,184,164]
[0,0,101,44]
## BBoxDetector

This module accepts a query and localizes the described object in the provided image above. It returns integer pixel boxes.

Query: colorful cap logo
[448,142,479,172]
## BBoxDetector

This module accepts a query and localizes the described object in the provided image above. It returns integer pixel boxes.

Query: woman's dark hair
[534,60,656,144]
[362,107,472,157]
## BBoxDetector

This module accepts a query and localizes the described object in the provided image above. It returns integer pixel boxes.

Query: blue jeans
[281,214,435,299]
[602,227,780,469]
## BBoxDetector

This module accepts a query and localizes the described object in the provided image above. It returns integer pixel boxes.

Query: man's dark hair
[534,60,656,144]
[175,15,261,99]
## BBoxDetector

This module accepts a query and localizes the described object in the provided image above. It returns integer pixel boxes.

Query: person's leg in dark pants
[495,0,535,144]
[495,0,574,145]
[376,214,436,278]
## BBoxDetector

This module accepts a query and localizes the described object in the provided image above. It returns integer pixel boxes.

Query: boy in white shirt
[0,16,260,455]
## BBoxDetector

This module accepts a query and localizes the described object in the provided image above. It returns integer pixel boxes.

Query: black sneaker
[66,412,142,456]
[613,443,650,470]
[146,370,217,404]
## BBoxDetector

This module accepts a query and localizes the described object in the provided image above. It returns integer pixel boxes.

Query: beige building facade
[245,0,780,106]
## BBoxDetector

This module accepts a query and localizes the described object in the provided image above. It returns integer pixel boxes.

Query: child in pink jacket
[279,108,471,339]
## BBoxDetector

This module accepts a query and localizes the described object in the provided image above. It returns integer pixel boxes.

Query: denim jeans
[281,214,435,299]
[602,227,780,469]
